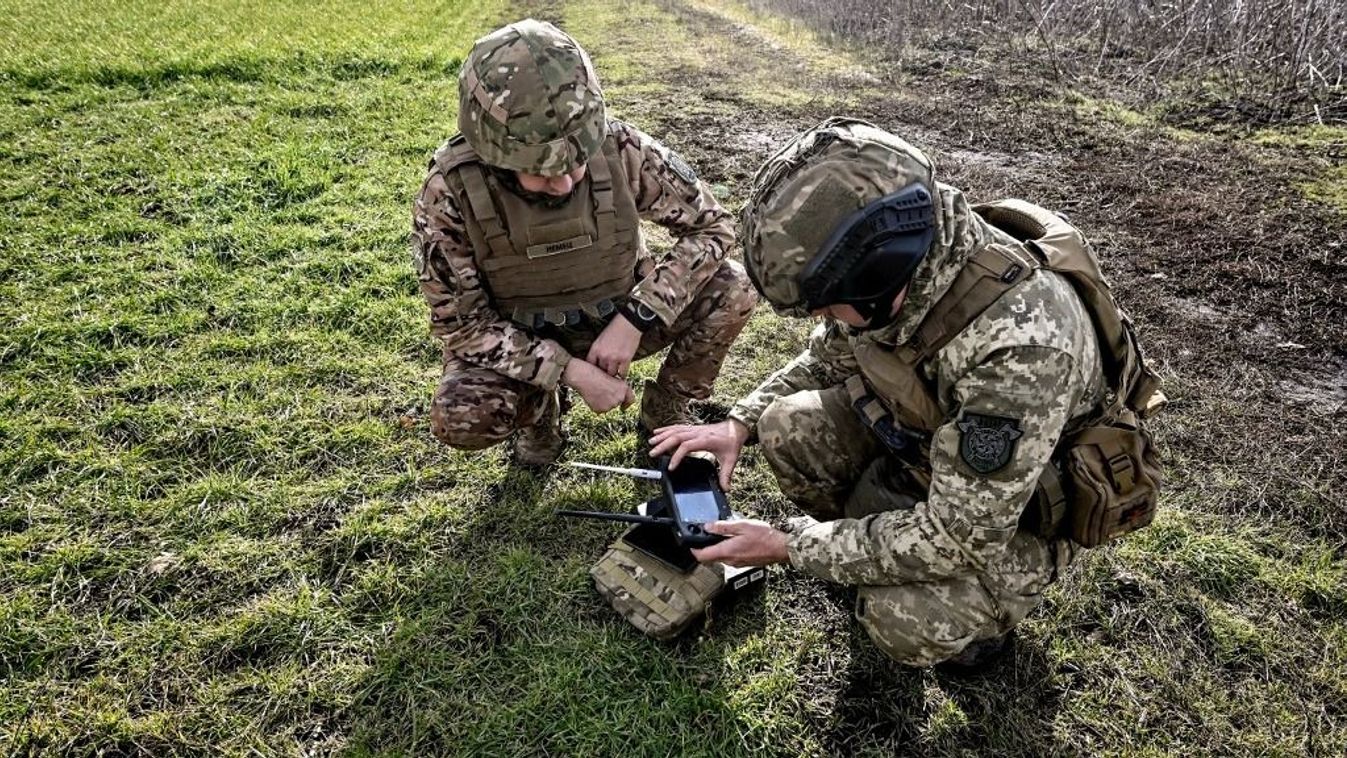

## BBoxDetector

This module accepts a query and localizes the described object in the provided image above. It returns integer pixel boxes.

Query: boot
[638,380,699,434]
[511,389,566,467]
[936,630,1015,675]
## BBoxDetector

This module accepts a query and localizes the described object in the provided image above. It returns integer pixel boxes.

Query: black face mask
[797,182,935,329]
[491,166,576,209]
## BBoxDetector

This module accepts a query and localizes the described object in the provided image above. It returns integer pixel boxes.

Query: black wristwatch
[619,300,662,332]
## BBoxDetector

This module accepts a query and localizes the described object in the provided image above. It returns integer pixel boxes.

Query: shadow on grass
[336,444,780,753]
[820,625,1069,756]
[932,639,1069,756]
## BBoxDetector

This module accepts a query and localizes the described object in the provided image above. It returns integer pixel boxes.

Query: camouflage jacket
[412,119,734,389]
[731,186,1105,586]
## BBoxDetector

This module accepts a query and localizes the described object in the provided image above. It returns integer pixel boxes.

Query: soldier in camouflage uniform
[651,118,1107,668]
[413,19,755,465]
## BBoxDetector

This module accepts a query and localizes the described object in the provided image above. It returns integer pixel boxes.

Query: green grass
[1252,124,1347,212]
[3,0,1346,755]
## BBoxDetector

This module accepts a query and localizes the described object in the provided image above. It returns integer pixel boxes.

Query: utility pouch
[590,532,724,641]
[844,375,927,464]
[1061,412,1162,547]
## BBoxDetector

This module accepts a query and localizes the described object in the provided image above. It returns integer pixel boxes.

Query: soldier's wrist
[619,299,662,333]
[779,516,821,569]
[726,418,751,446]
[782,530,804,569]
[554,351,579,387]
[727,408,759,442]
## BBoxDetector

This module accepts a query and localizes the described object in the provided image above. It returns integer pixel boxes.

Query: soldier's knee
[758,394,818,469]
[430,386,513,450]
[855,587,981,668]
[718,260,757,311]
[863,622,969,667]
[690,260,757,325]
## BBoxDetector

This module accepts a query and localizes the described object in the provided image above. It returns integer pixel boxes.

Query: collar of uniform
[859,183,984,348]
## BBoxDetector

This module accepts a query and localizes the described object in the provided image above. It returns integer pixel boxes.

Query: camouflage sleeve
[729,320,860,431]
[786,343,1085,585]
[611,120,735,327]
[412,169,572,389]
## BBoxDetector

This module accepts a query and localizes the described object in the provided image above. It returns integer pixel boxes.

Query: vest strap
[845,375,886,425]
[589,141,617,244]
[907,243,1037,362]
[458,165,515,262]
[844,374,926,461]
[432,138,480,176]
[844,374,868,404]
[1022,461,1068,536]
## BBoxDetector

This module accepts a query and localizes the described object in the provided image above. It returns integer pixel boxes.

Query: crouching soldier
[412,19,756,465]
[651,118,1164,668]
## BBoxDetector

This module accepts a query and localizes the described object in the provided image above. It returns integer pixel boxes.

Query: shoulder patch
[661,146,697,185]
[956,413,1023,474]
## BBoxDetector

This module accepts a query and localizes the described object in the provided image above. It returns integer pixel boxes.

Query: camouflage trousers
[430,260,755,450]
[758,384,1071,667]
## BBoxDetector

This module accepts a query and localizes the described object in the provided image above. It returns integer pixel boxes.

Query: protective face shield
[741,118,939,328]
[458,19,607,176]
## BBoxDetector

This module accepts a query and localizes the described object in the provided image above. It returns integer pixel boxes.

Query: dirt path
[555,1,1347,752]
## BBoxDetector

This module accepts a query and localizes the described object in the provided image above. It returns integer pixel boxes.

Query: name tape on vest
[526,234,595,259]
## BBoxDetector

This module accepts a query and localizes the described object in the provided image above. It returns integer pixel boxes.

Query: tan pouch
[590,534,724,641]
[1063,412,1162,547]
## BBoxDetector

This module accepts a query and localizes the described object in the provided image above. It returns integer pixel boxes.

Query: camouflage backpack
[972,199,1166,546]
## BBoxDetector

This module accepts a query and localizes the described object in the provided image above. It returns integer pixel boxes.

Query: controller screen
[674,487,721,524]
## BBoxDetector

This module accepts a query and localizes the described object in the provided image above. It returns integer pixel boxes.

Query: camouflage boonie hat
[740,117,937,314]
[458,19,607,176]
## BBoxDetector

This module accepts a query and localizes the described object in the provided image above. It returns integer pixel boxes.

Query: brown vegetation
[743,0,1347,125]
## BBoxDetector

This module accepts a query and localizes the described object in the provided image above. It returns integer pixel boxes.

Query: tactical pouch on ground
[590,532,724,641]
[1061,410,1162,547]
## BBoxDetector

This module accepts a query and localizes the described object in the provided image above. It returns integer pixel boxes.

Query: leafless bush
[744,0,1346,124]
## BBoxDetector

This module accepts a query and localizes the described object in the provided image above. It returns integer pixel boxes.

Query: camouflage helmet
[457,19,606,176]
[740,117,938,317]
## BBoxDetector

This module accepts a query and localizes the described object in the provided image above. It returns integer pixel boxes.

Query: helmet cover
[741,117,938,321]
[458,19,607,176]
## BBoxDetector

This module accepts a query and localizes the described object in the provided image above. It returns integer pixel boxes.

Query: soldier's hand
[587,315,643,378]
[648,419,750,491]
[563,358,635,414]
[690,519,789,567]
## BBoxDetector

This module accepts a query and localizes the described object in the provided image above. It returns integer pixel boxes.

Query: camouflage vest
[433,134,643,328]
[850,200,1165,546]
